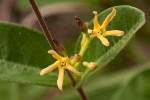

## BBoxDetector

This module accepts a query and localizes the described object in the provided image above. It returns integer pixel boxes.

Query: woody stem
[28,0,58,53]
[29,0,87,100]
[66,70,87,100]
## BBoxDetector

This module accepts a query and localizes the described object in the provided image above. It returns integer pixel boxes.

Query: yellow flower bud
[83,62,97,70]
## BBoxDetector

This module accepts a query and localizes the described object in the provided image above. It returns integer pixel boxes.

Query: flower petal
[101,8,116,29]
[97,35,109,46]
[48,50,62,60]
[103,30,124,36]
[57,67,64,91]
[66,65,82,75]
[40,61,59,76]
[93,11,101,29]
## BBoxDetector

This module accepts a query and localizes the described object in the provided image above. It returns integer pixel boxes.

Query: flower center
[92,29,102,36]
[97,30,102,35]
[60,61,66,67]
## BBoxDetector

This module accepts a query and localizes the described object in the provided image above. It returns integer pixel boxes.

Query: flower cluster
[40,8,124,90]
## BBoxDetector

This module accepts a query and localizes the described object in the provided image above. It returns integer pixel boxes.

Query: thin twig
[66,70,87,100]
[29,0,58,52]
[28,0,87,100]
[77,87,87,100]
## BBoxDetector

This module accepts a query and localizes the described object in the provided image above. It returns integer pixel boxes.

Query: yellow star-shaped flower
[40,50,82,91]
[88,8,124,46]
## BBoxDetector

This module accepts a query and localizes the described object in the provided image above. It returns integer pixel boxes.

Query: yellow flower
[88,8,124,46]
[40,50,82,91]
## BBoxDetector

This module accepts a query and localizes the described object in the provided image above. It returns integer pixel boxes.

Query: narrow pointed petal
[93,11,101,29]
[103,30,124,36]
[48,50,62,60]
[40,61,59,76]
[66,65,82,75]
[57,67,64,91]
[101,8,116,29]
[97,35,109,46]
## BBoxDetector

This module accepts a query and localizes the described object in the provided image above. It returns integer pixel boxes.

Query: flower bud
[83,62,97,70]
[75,16,89,33]
[70,54,82,65]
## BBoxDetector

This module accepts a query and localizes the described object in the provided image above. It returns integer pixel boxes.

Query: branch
[28,0,87,100]
[28,0,58,52]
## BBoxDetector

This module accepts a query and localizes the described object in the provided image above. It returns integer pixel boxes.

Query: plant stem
[75,36,93,67]
[28,0,58,53]
[66,70,87,100]
[28,0,87,100]
[72,34,93,68]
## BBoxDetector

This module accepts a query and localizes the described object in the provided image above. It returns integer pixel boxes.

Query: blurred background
[0,0,150,100]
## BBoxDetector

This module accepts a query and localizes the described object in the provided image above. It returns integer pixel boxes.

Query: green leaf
[0,81,14,100]
[20,85,49,100]
[111,64,150,100]
[56,64,150,100]
[0,60,58,86]
[56,70,125,100]
[0,22,51,68]
[76,5,145,87]
[0,22,69,86]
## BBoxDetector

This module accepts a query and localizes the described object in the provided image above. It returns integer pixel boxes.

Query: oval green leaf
[0,60,58,86]
[0,22,69,86]
[75,5,146,87]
